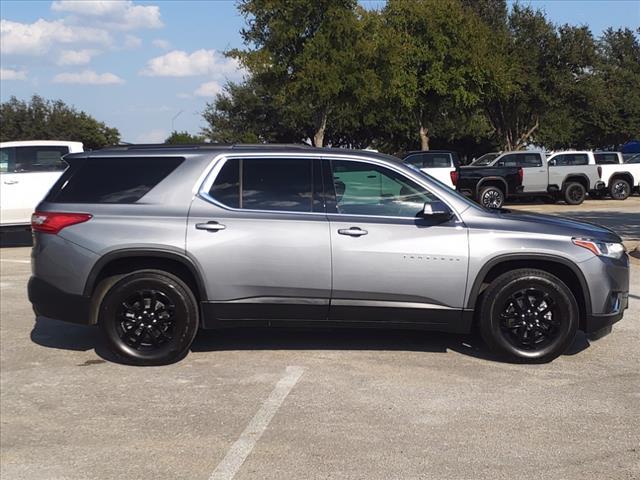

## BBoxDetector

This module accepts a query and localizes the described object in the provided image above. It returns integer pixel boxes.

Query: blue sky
[1,0,638,143]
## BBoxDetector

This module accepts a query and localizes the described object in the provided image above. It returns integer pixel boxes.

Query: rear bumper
[28,276,93,325]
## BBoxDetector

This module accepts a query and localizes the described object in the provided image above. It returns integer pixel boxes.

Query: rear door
[0,145,69,225]
[497,153,546,192]
[326,158,469,330]
[187,156,332,321]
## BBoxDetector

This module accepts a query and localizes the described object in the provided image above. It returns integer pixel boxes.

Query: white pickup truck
[0,140,83,228]
[593,151,640,200]
[489,150,605,205]
[402,150,460,188]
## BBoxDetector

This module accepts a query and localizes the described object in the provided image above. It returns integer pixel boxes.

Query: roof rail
[100,142,312,151]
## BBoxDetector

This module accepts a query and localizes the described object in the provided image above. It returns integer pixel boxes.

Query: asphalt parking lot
[1,199,639,480]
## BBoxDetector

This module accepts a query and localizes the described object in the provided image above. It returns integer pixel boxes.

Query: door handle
[338,227,368,237]
[3,180,18,185]
[196,221,226,232]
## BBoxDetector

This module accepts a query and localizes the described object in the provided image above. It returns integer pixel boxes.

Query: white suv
[0,140,83,228]
[402,150,460,188]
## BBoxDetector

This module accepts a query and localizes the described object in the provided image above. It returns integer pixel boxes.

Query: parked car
[456,163,524,208]
[0,140,83,229]
[625,153,640,164]
[482,150,604,205]
[470,152,501,166]
[29,144,628,365]
[593,151,640,199]
[401,150,460,188]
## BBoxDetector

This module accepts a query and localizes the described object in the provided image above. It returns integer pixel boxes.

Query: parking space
[1,202,639,480]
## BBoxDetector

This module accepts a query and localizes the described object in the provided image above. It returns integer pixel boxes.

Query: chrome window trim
[195,152,463,223]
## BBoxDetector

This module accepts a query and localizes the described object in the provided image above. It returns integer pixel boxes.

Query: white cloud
[152,39,171,50]
[51,0,163,31]
[0,68,27,80]
[194,81,224,98]
[135,128,167,143]
[57,49,97,66]
[124,34,142,49]
[53,70,124,85]
[140,49,242,78]
[0,18,111,56]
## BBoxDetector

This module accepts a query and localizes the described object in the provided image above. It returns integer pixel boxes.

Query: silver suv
[28,145,629,365]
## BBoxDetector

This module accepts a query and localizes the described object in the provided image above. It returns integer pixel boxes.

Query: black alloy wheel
[479,268,578,363]
[98,270,199,365]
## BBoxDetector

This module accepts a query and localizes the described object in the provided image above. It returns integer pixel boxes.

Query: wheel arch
[467,254,592,331]
[562,174,589,191]
[84,249,208,302]
[608,171,633,187]
[476,177,508,196]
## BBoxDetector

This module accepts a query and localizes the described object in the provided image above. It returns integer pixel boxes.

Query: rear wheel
[479,269,578,363]
[563,182,586,205]
[609,178,631,200]
[98,270,199,365]
[479,186,505,209]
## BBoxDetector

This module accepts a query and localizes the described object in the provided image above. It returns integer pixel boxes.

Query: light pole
[171,110,183,132]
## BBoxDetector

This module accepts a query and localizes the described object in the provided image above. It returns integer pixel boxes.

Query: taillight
[31,211,92,234]
[450,170,458,186]
[518,167,524,183]
[597,166,602,178]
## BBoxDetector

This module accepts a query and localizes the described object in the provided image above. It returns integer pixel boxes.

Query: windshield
[471,153,499,166]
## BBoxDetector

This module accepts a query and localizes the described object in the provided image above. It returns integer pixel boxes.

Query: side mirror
[548,159,555,166]
[422,201,452,219]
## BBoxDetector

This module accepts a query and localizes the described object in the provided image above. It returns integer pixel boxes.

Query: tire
[98,269,199,366]
[563,182,586,205]
[479,269,578,363]
[479,186,505,209]
[609,178,631,200]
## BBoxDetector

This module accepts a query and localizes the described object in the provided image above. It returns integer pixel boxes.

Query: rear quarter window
[45,156,184,203]
[594,153,619,165]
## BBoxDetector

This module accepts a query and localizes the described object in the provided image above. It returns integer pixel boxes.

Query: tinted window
[500,153,542,167]
[330,160,437,217]
[594,153,619,165]
[627,155,640,164]
[209,158,317,213]
[210,159,240,208]
[403,153,451,168]
[0,146,68,173]
[551,154,588,166]
[46,157,183,203]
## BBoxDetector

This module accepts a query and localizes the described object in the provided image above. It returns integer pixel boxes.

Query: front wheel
[479,186,505,209]
[98,270,199,365]
[609,179,631,200]
[563,182,586,205]
[479,269,578,363]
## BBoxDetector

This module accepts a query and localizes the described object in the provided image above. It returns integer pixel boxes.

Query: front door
[187,156,331,321]
[326,158,469,330]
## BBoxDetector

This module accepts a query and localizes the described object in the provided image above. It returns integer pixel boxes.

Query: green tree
[0,95,120,150]
[380,0,492,150]
[164,130,205,144]
[227,0,378,147]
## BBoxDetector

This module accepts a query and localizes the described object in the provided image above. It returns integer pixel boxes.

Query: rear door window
[594,153,619,165]
[0,146,69,173]
[46,157,184,203]
[551,154,589,166]
[403,153,451,168]
[208,158,322,213]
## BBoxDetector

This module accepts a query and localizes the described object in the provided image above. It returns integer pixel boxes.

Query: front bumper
[28,276,93,325]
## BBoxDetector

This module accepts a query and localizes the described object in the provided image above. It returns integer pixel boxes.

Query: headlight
[572,238,626,259]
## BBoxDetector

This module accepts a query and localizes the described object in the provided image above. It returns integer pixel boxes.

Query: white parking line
[209,366,305,480]
[0,259,30,264]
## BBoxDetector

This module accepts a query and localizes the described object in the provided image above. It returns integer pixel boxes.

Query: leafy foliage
[164,130,205,144]
[0,95,120,150]
[202,1,639,155]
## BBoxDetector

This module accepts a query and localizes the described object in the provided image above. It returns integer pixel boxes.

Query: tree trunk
[419,125,430,150]
[313,109,328,147]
